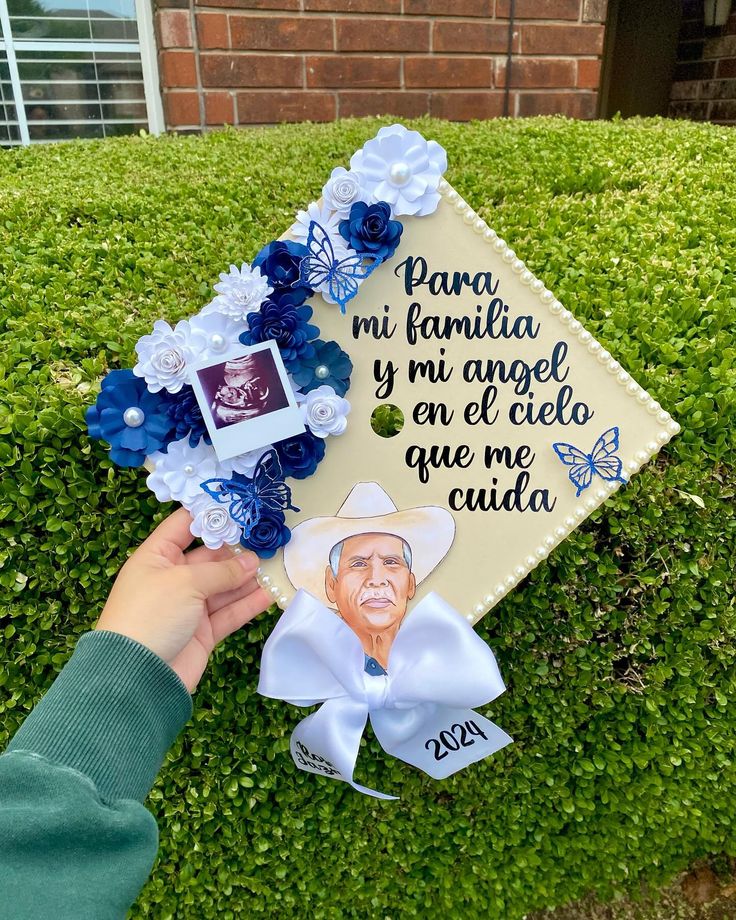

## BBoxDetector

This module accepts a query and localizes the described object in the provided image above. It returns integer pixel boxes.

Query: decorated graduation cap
[86,124,679,798]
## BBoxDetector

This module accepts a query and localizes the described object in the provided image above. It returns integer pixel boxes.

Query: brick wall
[154,0,608,131]
[670,0,736,125]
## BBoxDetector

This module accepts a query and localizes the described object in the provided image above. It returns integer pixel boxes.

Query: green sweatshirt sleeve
[0,629,193,920]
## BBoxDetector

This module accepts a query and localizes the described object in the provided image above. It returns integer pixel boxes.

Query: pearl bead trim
[256,179,681,624]
[434,179,681,626]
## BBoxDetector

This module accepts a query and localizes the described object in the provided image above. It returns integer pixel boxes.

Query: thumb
[187,553,257,598]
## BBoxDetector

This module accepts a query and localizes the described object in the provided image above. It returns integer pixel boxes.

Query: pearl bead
[315,364,330,380]
[209,333,227,352]
[123,407,145,428]
[388,161,412,187]
[183,464,195,476]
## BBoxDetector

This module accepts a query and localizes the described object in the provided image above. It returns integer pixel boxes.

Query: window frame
[0,0,163,146]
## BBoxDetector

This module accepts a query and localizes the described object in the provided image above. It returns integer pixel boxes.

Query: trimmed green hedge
[1,117,734,919]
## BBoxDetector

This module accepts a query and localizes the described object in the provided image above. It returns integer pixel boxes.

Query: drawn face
[325,533,416,636]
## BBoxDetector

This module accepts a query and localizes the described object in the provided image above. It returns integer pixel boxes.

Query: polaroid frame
[188,340,305,462]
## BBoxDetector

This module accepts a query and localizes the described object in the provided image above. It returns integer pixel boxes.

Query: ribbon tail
[290,697,397,800]
[371,704,512,781]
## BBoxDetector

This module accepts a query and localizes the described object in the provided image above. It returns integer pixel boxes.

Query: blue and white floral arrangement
[86,125,448,559]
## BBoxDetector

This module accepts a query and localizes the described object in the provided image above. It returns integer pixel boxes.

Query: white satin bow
[258,589,512,799]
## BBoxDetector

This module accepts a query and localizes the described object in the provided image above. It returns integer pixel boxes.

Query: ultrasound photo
[196,351,290,430]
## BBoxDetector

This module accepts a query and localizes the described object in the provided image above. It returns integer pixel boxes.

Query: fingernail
[236,553,255,571]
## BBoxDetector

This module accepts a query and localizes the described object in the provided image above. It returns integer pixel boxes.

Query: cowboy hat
[283,482,455,608]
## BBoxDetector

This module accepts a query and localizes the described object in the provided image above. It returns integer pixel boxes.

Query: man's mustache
[359,589,396,603]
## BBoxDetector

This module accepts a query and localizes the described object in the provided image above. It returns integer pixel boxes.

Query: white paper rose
[201,263,272,322]
[321,166,369,216]
[288,201,343,247]
[297,385,350,438]
[134,319,191,394]
[186,311,247,363]
[187,493,242,549]
[146,437,220,504]
[223,445,271,478]
[350,124,447,217]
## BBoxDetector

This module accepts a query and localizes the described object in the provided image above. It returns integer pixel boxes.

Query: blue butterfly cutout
[298,220,383,315]
[199,448,299,539]
[552,427,628,497]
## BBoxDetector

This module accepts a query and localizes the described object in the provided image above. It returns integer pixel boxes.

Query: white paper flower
[321,166,369,216]
[288,201,343,247]
[350,124,447,217]
[187,493,242,549]
[134,319,191,394]
[222,445,272,478]
[201,263,272,322]
[146,437,220,504]
[186,311,247,363]
[297,385,350,438]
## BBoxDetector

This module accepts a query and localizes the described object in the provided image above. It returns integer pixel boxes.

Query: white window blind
[0,0,163,145]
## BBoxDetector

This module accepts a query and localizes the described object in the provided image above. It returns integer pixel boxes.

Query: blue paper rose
[164,384,211,449]
[85,368,175,467]
[339,201,402,261]
[275,430,326,480]
[253,239,313,305]
[240,509,291,559]
[290,339,353,397]
[240,298,319,371]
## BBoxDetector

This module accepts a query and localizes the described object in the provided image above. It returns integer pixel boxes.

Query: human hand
[95,508,271,693]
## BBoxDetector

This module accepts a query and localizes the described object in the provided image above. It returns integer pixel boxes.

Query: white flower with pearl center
[146,437,221,504]
[350,123,447,217]
[187,493,242,549]
[134,319,191,394]
[321,166,369,216]
[296,385,350,438]
[186,311,247,362]
[201,263,273,322]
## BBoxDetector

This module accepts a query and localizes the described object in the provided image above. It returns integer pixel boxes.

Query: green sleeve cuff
[5,630,193,803]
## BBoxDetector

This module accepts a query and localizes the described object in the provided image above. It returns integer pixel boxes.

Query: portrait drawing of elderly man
[283,483,455,675]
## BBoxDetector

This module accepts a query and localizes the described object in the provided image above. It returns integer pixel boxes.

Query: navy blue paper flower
[164,384,211,449]
[240,508,291,559]
[275,430,326,480]
[85,368,175,468]
[339,201,402,261]
[253,239,313,304]
[240,297,319,370]
[290,339,353,397]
